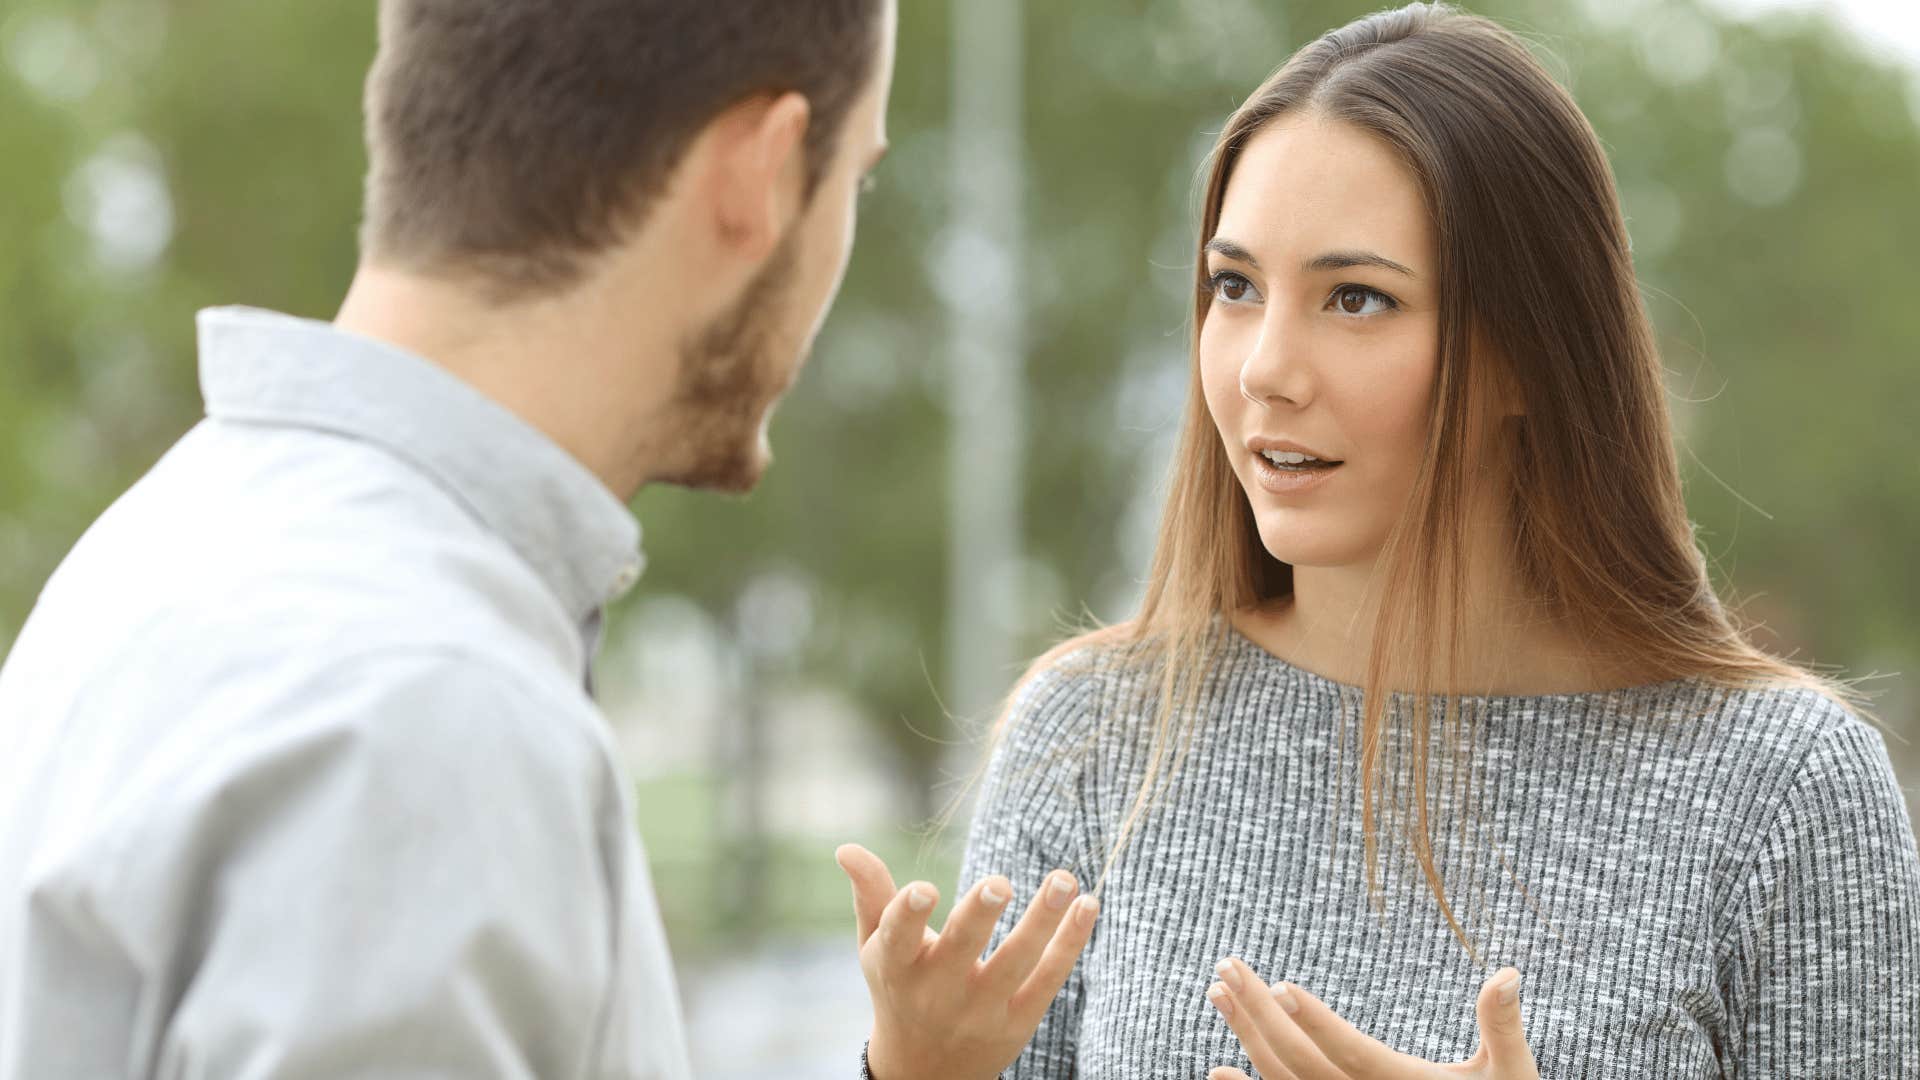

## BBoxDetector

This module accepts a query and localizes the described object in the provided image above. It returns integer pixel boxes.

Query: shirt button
[611,563,641,594]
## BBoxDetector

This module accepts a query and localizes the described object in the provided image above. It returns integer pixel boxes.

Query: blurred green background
[3,0,1915,1070]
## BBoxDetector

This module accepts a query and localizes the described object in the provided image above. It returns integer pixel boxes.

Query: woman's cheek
[1198,340,1242,443]
[1382,349,1440,453]
[1337,348,1437,484]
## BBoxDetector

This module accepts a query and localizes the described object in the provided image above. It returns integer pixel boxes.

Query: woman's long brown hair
[965,2,1858,959]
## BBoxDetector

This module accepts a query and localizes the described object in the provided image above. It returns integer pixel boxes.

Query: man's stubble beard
[651,230,806,494]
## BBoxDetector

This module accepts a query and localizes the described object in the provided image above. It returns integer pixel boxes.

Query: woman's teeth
[1261,450,1335,469]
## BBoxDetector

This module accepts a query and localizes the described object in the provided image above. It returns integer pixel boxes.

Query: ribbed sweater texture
[959,631,1920,1078]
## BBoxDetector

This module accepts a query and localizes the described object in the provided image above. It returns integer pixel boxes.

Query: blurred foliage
[2,0,1916,949]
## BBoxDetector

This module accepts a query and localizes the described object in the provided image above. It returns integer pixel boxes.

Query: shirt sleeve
[1717,712,1920,1077]
[957,659,1103,1080]
[90,649,625,1078]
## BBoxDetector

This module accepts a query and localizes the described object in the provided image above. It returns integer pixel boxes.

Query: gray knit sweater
[958,629,1920,1078]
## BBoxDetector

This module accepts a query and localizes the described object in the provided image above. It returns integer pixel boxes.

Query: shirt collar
[196,306,645,626]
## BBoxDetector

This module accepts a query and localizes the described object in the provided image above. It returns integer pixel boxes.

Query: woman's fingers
[1208,1069,1255,1080]
[1207,961,1540,1080]
[1212,959,1338,1079]
[1006,894,1100,1027]
[925,875,1015,970]
[871,880,940,971]
[977,870,1081,995]
[1472,968,1536,1076]
[835,843,898,948]
[1206,979,1290,1079]
[1270,977,1434,1077]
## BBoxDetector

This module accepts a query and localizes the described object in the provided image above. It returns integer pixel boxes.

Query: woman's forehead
[1215,115,1433,277]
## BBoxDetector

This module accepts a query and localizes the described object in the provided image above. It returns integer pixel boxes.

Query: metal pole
[945,0,1027,724]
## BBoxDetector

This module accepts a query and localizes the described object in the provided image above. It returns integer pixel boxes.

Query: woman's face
[1200,113,1441,571]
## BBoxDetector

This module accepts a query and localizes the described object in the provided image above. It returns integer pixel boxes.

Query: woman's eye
[1209,271,1261,305]
[1329,285,1396,316]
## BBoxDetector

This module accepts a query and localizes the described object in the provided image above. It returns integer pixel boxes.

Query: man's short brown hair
[360,0,885,296]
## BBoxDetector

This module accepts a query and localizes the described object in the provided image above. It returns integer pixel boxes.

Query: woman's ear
[1472,333,1526,419]
[1468,339,1526,469]
[1491,353,1526,419]
[1498,366,1526,418]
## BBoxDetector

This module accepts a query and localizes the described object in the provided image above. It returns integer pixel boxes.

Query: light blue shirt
[0,307,693,1078]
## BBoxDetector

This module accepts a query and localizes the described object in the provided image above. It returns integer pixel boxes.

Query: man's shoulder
[50,551,581,724]
[45,419,581,683]
[226,645,610,777]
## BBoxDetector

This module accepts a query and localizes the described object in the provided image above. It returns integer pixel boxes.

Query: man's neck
[334,264,679,501]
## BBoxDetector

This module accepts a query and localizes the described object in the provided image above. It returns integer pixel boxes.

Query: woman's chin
[1254,526,1374,572]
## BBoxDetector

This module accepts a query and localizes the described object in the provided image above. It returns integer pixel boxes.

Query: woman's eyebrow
[1206,238,1419,279]
[1304,249,1419,278]
[1204,238,1261,267]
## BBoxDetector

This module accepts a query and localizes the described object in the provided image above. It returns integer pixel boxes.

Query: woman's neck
[1232,556,1633,697]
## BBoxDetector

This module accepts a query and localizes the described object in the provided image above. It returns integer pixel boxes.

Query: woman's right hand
[836,843,1099,1080]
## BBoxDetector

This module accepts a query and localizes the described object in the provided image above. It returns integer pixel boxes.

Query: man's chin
[657,443,770,495]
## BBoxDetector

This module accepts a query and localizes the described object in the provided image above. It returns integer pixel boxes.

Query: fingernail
[1497,971,1521,1006]
[1074,895,1099,928]
[981,881,1009,906]
[1273,983,1300,1015]
[907,885,934,912]
[1214,958,1243,991]
[1047,873,1076,910]
[1207,983,1236,1017]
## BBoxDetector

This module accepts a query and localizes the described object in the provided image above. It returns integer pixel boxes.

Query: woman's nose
[1238,320,1314,408]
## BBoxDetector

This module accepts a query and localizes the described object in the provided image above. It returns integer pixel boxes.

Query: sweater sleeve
[957,659,1103,1080]
[1717,711,1920,1077]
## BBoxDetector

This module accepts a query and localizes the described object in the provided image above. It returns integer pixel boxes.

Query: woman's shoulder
[1680,678,1902,837]
[1699,678,1882,764]
[1002,630,1124,727]
[994,624,1170,746]
[1000,619,1308,745]
[1696,682,1918,937]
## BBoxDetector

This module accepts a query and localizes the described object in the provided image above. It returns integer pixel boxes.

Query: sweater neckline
[1217,619,1704,709]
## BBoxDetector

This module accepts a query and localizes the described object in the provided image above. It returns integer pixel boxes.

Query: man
[0,2,1091,1076]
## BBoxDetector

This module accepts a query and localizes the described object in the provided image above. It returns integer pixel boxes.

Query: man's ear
[701,92,812,263]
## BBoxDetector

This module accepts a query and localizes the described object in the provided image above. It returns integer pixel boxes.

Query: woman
[840,3,1920,1078]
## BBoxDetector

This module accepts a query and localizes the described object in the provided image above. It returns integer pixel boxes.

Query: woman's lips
[1251,452,1343,495]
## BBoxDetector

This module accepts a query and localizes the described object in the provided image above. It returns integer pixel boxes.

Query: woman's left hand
[1203,958,1539,1080]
